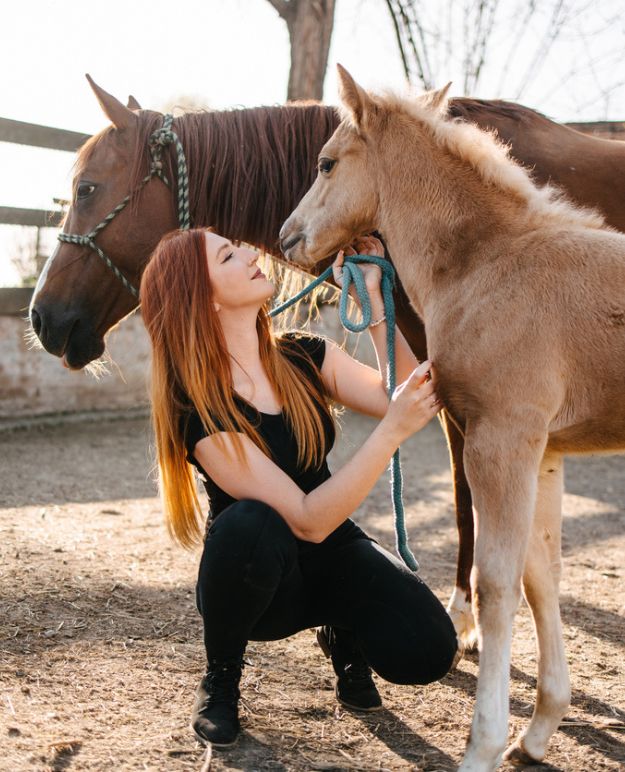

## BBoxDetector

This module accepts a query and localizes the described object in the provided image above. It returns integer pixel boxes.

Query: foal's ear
[127,95,142,110]
[85,74,138,130]
[337,64,375,129]
[421,82,452,114]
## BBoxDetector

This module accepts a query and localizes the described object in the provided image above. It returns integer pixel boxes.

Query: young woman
[139,228,458,748]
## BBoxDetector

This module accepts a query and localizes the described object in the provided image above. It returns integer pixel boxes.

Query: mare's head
[279,65,452,269]
[29,77,178,370]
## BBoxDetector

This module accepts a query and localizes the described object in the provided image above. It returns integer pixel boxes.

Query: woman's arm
[192,361,439,543]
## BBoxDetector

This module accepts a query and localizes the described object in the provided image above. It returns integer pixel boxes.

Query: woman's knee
[370,613,458,686]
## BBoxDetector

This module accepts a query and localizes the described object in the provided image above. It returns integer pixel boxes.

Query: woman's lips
[252,269,265,279]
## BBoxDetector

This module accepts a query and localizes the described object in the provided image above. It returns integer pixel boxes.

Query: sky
[1,0,624,285]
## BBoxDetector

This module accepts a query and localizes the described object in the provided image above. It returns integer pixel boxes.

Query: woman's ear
[213,302,221,312]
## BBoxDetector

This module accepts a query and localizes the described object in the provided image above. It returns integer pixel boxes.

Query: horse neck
[375,129,521,316]
[175,105,338,256]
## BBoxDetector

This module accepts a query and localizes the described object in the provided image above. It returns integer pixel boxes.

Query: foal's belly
[547,413,625,454]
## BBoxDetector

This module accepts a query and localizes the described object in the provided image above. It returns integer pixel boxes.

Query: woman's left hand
[332,235,386,305]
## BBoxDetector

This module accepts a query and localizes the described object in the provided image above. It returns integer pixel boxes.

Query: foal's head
[280,65,451,268]
[280,65,605,272]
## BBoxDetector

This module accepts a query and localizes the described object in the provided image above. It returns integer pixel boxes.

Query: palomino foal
[280,66,625,771]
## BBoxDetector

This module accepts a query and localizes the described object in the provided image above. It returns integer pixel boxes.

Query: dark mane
[448,97,551,126]
[124,104,339,256]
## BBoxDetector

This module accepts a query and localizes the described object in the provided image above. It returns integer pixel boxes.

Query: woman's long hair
[140,228,334,548]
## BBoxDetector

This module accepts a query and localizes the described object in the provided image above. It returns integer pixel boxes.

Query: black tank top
[180,332,335,520]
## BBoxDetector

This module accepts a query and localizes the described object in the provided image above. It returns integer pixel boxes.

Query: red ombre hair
[140,228,334,547]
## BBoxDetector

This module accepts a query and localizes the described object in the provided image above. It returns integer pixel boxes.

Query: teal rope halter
[58,114,190,298]
[270,255,419,572]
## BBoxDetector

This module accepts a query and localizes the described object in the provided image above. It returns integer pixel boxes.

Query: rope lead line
[270,254,419,572]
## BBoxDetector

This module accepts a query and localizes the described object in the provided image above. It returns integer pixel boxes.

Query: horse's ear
[421,82,452,114]
[127,95,142,110]
[85,74,137,130]
[336,64,374,129]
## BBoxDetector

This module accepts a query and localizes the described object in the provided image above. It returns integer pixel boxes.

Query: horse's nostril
[31,308,42,336]
[280,233,303,254]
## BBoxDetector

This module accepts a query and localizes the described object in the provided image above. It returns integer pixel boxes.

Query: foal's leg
[441,411,477,650]
[505,453,570,764]
[458,424,546,772]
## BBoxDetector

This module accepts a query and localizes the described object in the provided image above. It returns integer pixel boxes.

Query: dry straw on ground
[1,412,623,770]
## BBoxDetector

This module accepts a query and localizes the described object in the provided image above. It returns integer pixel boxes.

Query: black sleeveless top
[180,333,336,521]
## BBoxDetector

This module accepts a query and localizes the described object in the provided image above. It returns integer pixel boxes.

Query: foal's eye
[76,183,96,200]
[318,157,336,175]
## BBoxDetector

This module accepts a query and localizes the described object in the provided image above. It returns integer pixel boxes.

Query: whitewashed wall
[0,292,376,423]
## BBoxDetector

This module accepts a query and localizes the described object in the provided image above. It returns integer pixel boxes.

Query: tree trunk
[268,0,336,101]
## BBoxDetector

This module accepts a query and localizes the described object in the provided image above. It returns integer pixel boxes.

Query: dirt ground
[0,411,623,772]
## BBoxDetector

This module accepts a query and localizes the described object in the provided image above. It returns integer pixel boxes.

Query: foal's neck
[377,139,519,318]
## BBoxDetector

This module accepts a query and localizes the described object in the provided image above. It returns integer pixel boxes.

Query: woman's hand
[332,235,386,305]
[382,360,442,444]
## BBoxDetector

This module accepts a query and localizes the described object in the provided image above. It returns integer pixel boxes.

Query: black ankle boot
[316,626,382,712]
[191,656,244,747]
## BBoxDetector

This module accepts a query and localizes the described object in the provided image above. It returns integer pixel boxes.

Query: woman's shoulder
[179,404,232,454]
[278,330,329,371]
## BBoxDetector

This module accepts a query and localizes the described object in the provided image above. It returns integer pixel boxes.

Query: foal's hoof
[503,740,541,767]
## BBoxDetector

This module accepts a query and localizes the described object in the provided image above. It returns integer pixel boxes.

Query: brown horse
[29,77,625,647]
[279,65,625,771]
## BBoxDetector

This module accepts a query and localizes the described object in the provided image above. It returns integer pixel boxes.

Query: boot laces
[200,659,243,709]
[341,659,373,688]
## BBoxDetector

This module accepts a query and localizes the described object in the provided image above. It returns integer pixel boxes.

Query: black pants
[196,499,458,685]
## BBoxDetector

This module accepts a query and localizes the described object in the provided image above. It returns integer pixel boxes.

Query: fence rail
[0,117,85,234]
[0,117,90,152]
[0,205,63,228]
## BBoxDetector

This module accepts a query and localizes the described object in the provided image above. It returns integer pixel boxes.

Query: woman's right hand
[382,360,441,444]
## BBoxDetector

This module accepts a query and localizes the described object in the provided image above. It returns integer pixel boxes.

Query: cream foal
[279,65,625,771]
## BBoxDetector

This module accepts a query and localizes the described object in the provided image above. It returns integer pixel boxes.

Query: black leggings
[196,499,458,685]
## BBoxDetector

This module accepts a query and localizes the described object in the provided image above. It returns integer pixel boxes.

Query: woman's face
[204,231,275,311]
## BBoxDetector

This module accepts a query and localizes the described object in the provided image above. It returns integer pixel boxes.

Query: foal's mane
[379,92,606,231]
[75,104,340,256]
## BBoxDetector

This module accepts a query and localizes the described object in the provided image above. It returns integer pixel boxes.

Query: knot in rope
[149,114,190,230]
[270,254,419,572]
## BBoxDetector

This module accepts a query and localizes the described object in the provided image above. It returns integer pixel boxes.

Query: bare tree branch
[384,0,410,80]
[383,0,624,119]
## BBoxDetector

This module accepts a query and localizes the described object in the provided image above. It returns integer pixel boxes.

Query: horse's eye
[318,157,336,175]
[76,183,96,200]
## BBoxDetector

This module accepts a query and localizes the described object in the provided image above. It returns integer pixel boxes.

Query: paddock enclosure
[1,410,623,771]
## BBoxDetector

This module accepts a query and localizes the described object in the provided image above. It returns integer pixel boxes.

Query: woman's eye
[223,252,233,262]
[76,183,96,200]
[318,157,336,175]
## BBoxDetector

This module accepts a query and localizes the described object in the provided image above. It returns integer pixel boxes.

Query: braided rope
[148,114,191,230]
[57,113,191,298]
[270,254,419,572]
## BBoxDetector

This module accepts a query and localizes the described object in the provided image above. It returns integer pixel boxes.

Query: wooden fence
[0,117,89,232]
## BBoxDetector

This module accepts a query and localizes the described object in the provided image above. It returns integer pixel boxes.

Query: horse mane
[448,97,551,126]
[74,104,339,254]
[378,92,606,231]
